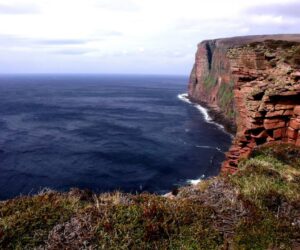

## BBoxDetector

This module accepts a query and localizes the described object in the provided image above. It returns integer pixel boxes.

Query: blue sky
[0,0,299,75]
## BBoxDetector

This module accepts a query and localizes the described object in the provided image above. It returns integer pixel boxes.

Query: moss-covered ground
[0,143,299,249]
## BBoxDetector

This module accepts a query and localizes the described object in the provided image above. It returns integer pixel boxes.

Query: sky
[0,0,299,75]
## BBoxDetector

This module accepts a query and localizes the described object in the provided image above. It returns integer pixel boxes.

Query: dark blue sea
[0,75,231,200]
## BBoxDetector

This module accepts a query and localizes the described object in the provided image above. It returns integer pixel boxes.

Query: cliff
[188,34,300,172]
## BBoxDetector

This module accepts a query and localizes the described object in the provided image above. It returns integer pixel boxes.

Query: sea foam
[177,93,225,130]
[187,174,205,185]
[178,93,229,186]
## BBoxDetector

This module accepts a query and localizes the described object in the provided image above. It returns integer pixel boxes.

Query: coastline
[191,97,236,136]
[178,93,235,137]
[176,93,234,190]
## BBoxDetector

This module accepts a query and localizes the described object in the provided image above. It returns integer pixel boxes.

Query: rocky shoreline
[188,96,237,135]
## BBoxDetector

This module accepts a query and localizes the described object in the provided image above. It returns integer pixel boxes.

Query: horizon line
[0,72,189,77]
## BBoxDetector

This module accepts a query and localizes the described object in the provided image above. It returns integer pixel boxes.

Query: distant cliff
[188,34,300,172]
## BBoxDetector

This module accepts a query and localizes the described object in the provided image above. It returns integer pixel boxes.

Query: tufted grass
[0,143,299,249]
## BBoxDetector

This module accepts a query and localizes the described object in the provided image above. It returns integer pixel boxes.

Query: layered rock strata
[188,35,300,173]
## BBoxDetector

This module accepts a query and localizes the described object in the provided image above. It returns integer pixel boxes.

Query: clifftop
[188,34,300,172]
[200,34,300,47]
[1,143,300,249]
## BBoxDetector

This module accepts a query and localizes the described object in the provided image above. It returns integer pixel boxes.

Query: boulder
[294,106,300,116]
[289,118,300,130]
[287,127,298,140]
[264,119,286,130]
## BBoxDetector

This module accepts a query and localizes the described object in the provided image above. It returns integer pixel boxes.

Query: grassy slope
[0,143,300,249]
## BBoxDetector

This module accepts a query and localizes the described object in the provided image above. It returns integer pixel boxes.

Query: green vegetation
[217,80,235,119]
[202,74,235,120]
[95,197,221,249]
[0,191,85,249]
[247,40,300,68]
[228,143,300,249]
[0,143,299,249]
[284,45,300,67]
[203,75,217,91]
[249,40,300,50]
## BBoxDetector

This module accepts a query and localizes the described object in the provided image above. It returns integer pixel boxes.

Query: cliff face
[188,34,300,172]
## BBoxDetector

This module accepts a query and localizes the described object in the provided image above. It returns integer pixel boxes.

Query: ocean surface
[0,75,232,200]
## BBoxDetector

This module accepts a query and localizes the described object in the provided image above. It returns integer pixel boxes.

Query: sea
[0,74,232,200]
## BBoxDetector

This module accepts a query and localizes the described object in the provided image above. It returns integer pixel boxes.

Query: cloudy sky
[0,0,299,75]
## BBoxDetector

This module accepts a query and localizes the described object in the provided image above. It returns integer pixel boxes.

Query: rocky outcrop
[188,34,300,173]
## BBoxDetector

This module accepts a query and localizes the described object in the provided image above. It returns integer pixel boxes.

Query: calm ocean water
[0,75,231,200]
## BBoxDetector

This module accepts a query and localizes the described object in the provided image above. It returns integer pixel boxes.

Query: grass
[202,74,235,120]
[247,40,300,69]
[0,191,85,249]
[283,45,300,67]
[0,143,299,249]
[203,75,217,91]
[217,80,235,119]
[249,40,300,50]
[230,156,300,207]
[94,196,221,249]
[229,143,300,249]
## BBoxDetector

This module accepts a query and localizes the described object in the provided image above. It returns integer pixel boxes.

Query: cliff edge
[1,143,300,249]
[188,34,300,172]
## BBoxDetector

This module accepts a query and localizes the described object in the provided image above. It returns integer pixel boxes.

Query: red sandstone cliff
[188,34,300,173]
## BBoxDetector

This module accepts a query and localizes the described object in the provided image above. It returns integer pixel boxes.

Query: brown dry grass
[0,143,300,249]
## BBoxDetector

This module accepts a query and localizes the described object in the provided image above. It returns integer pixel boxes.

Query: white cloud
[95,0,140,12]
[0,0,299,74]
[0,3,39,14]
[138,47,145,53]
